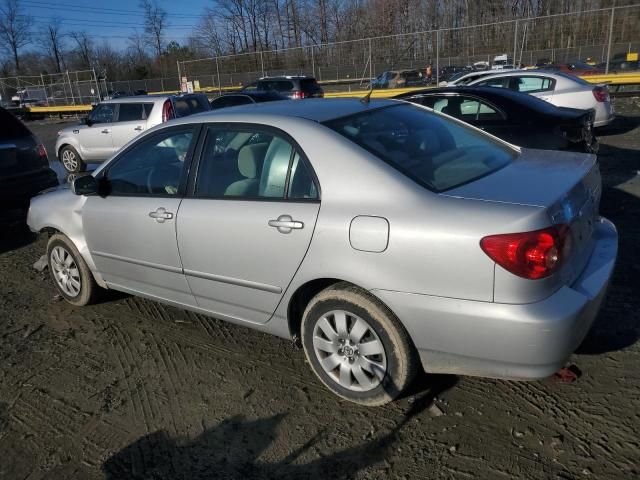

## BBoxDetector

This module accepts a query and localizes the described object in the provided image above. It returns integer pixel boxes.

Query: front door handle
[101,128,111,134]
[149,207,174,223]
[268,214,304,234]
[134,126,143,131]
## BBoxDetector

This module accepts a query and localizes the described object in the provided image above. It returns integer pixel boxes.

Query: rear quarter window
[0,108,31,139]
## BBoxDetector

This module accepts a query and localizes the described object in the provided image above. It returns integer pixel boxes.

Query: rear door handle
[149,207,174,223]
[101,128,111,134]
[134,126,143,131]
[268,214,304,234]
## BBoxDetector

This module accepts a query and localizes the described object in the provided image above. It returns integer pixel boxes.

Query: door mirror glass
[71,174,99,196]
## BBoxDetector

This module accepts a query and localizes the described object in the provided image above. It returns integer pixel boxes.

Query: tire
[47,233,101,306]
[301,282,419,406]
[59,146,86,173]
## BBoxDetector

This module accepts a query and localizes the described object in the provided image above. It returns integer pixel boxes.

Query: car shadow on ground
[577,141,640,355]
[103,375,456,480]
[0,216,35,255]
[595,114,640,137]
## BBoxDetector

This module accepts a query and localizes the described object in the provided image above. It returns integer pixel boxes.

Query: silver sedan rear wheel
[50,245,81,297]
[312,310,387,392]
[302,282,419,406]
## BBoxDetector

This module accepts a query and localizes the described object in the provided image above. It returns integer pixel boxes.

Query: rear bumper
[372,217,618,380]
[0,168,59,207]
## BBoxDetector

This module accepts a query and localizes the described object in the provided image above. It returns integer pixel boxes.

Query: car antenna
[360,85,373,105]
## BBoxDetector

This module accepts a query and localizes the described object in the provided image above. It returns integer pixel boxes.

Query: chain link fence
[179,5,640,91]
[1,5,638,108]
[0,69,105,107]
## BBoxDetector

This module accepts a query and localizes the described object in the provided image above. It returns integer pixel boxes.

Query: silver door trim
[93,250,182,274]
[183,268,282,294]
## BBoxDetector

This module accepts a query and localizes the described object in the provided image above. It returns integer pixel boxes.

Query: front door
[83,125,198,305]
[177,125,321,324]
[79,103,115,161]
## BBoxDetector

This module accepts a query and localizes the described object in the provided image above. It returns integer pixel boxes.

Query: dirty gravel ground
[1,99,639,480]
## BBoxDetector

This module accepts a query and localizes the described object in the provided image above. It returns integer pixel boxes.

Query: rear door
[110,103,147,152]
[177,124,320,324]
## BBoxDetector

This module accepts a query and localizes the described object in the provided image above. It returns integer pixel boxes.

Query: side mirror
[84,117,93,126]
[71,175,99,196]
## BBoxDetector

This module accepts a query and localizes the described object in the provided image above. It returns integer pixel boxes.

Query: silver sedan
[27,99,618,405]
[467,70,615,127]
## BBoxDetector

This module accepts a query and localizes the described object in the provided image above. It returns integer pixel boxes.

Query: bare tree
[0,0,32,73]
[140,0,168,62]
[70,31,93,68]
[39,19,65,73]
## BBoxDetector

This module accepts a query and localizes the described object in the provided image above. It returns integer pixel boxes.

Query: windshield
[323,104,516,192]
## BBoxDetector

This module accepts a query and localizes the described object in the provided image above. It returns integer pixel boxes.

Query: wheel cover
[312,310,387,392]
[61,149,78,171]
[50,246,81,297]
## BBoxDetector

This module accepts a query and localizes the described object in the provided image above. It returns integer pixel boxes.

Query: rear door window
[411,96,503,122]
[476,77,508,88]
[211,95,253,109]
[194,126,318,200]
[173,96,209,117]
[300,78,321,92]
[117,103,144,122]
[510,76,554,93]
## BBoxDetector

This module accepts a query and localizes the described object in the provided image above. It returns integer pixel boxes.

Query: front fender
[27,189,107,288]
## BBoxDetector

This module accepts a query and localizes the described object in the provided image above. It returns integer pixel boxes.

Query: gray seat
[224,143,268,196]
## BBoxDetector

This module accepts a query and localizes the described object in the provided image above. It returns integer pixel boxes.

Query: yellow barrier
[28,104,93,113]
[579,72,640,85]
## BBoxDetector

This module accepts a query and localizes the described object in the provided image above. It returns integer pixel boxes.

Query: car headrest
[238,143,268,179]
[260,137,292,197]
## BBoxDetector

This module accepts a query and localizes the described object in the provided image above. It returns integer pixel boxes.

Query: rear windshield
[323,104,515,192]
[173,96,210,117]
[0,107,31,140]
[300,78,321,91]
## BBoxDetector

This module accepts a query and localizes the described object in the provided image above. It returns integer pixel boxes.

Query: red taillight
[292,91,306,99]
[37,144,47,159]
[162,100,175,122]
[592,87,609,103]
[480,225,572,280]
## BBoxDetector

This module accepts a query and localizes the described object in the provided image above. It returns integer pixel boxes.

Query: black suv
[242,76,324,99]
[1,107,58,222]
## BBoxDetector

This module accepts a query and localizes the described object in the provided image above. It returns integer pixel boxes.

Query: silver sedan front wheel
[313,310,387,392]
[50,246,81,297]
[47,233,102,306]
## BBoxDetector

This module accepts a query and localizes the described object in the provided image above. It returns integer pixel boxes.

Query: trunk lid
[444,148,601,286]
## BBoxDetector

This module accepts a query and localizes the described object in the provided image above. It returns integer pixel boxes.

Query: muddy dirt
[1,100,639,479]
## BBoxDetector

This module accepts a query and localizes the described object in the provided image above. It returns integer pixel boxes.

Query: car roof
[258,76,315,80]
[101,93,204,104]
[190,98,398,123]
[467,70,590,86]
